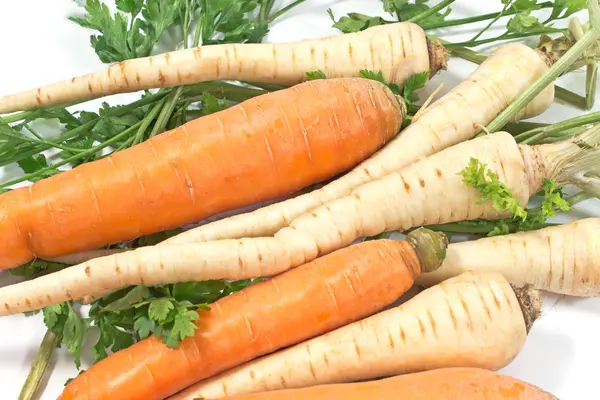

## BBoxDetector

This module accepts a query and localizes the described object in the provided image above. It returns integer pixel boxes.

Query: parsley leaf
[70,0,185,63]
[507,11,544,33]
[305,70,328,80]
[402,70,429,113]
[458,157,527,221]
[148,298,175,323]
[327,10,389,33]
[17,155,60,182]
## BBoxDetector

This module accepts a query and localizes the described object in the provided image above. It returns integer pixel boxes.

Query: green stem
[133,98,167,145]
[150,87,184,138]
[0,128,85,153]
[269,0,307,22]
[445,29,565,49]
[18,330,56,400]
[514,109,600,143]
[0,121,143,189]
[447,46,486,64]
[555,86,588,109]
[407,0,455,25]
[586,60,598,109]
[467,0,511,43]
[420,2,554,30]
[486,23,600,133]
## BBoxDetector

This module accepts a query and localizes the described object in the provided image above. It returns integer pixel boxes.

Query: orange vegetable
[57,230,447,400]
[0,77,404,270]
[217,368,558,400]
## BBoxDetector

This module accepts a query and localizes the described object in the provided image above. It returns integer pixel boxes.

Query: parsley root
[0,77,404,271]
[171,272,541,400]
[3,124,599,315]
[55,229,446,400]
[0,22,444,114]
[183,368,558,400]
[164,42,554,246]
[418,218,600,296]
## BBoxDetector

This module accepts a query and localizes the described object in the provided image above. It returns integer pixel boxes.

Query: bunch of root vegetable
[2,2,600,399]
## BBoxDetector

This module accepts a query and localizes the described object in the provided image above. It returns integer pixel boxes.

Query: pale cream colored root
[164,42,552,246]
[0,237,313,316]
[170,271,536,400]
[0,132,533,315]
[418,218,600,296]
[41,249,125,265]
[275,131,531,256]
[0,23,431,114]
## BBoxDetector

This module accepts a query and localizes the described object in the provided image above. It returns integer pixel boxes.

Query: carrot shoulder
[57,229,447,400]
[0,77,404,271]
[218,368,558,400]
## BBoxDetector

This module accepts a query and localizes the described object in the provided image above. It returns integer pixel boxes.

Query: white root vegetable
[169,271,541,400]
[163,42,554,246]
[0,23,445,114]
[417,218,600,296]
[2,124,597,316]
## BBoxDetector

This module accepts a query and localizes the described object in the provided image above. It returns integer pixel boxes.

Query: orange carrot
[216,368,558,400]
[56,229,446,400]
[0,77,404,271]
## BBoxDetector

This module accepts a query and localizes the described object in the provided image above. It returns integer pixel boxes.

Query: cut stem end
[407,228,448,274]
[511,284,542,334]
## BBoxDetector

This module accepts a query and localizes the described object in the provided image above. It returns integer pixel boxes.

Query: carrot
[3,122,595,316]
[417,218,600,296]
[0,77,405,271]
[201,368,558,400]
[163,41,555,246]
[171,271,541,400]
[56,229,447,400]
[0,22,446,114]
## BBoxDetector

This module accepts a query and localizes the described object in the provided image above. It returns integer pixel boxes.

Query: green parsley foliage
[458,157,528,221]
[305,70,328,80]
[70,0,187,62]
[457,158,573,237]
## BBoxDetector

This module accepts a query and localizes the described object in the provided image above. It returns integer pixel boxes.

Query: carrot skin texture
[0,23,435,114]
[173,271,537,400]
[58,238,424,400]
[418,218,600,296]
[0,77,402,270]
[164,42,553,246]
[0,132,533,315]
[216,368,558,400]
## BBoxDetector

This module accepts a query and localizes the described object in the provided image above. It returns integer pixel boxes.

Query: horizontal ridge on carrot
[172,271,541,399]
[163,41,555,246]
[0,77,405,271]
[418,218,600,296]
[3,123,599,314]
[56,229,447,400]
[206,368,558,400]
[0,22,444,114]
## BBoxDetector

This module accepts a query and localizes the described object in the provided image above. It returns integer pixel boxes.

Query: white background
[0,1,599,399]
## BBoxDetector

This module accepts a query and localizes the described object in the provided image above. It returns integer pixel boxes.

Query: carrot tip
[407,228,448,274]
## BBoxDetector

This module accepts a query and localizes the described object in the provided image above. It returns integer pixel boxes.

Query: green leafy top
[304,69,429,114]
[457,157,573,237]
[69,0,186,63]
[458,157,527,220]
